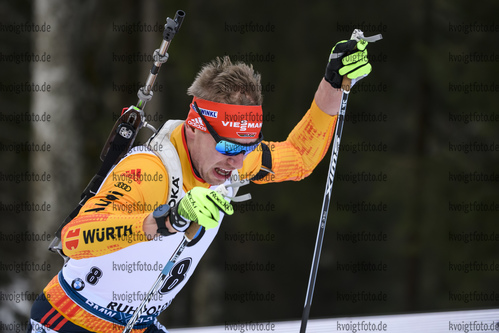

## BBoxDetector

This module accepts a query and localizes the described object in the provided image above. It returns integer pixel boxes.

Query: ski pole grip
[342,76,352,93]
[341,30,358,93]
[182,185,228,241]
[340,29,383,93]
[184,222,201,241]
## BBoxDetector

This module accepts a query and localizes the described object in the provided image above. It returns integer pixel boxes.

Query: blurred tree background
[1,0,498,330]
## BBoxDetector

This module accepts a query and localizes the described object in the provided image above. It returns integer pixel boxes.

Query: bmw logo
[71,278,85,291]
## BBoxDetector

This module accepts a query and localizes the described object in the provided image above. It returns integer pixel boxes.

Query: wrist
[143,213,170,240]
[153,204,177,236]
[314,78,342,116]
[170,205,191,232]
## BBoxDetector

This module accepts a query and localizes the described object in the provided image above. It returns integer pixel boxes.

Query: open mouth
[214,167,232,178]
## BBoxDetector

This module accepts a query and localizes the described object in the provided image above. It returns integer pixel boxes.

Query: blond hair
[187,56,263,105]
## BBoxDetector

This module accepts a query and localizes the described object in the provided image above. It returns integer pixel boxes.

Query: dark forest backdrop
[1,0,498,330]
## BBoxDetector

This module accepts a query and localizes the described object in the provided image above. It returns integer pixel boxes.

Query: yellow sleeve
[61,152,169,259]
[242,99,337,183]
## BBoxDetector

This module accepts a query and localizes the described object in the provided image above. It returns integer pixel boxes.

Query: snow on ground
[169,308,499,333]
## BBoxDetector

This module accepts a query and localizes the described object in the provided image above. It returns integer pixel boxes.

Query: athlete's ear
[183,123,198,145]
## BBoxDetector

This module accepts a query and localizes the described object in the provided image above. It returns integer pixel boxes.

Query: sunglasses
[192,102,264,156]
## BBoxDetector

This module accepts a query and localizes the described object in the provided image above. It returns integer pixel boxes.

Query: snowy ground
[169,308,499,333]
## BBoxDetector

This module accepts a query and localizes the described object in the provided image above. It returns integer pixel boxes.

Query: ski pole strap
[360,33,383,43]
[330,30,383,61]
[350,29,383,43]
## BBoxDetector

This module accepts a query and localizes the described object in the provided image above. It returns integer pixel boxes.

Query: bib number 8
[86,267,103,285]
[160,258,192,294]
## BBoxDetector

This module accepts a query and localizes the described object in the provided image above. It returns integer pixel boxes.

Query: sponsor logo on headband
[187,117,207,132]
[199,108,218,118]
[222,120,262,131]
[187,97,263,139]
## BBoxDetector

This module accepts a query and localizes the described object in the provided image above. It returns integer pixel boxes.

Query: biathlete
[27,38,373,332]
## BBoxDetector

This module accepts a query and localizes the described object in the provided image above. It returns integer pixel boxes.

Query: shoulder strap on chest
[146,120,184,208]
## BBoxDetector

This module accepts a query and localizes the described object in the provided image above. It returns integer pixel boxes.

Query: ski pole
[122,218,201,333]
[122,181,250,332]
[299,29,382,333]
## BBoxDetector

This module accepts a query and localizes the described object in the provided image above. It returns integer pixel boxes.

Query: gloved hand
[171,187,234,231]
[325,39,372,89]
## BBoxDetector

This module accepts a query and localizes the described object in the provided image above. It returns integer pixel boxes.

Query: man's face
[186,126,252,185]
